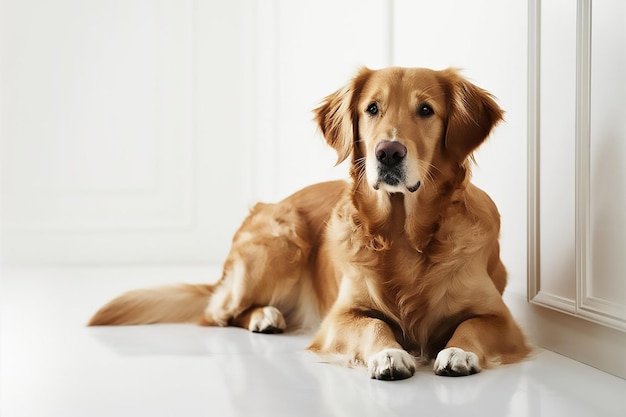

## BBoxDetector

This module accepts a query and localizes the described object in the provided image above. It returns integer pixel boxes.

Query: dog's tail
[88,284,215,326]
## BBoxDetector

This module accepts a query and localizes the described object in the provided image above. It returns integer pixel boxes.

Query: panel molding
[1,0,395,264]
[2,0,196,233]
[0,0,245,264]
[574,0,626,331]
[528,0,626,332]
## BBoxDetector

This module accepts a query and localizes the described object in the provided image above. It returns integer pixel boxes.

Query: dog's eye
[418,103,434,118]
[366,102,379,116]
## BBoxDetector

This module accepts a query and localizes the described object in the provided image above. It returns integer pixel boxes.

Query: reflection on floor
[1,265,624,417]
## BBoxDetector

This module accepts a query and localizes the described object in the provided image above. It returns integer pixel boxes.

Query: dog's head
[315,67,503,194]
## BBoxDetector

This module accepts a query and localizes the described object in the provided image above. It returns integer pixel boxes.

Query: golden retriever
[89,66,529,380]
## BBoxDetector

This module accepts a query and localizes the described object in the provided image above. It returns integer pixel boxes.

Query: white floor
[1,265,624,417]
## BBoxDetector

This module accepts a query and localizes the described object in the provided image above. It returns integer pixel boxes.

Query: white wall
[1,0,254,264]
[246,0,392,202]
[0,0,527,309]
[393,0,529,296]
[1,1,530,298]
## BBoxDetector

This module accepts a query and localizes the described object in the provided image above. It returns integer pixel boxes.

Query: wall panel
[0,0,393,264]
[0,0,251,263]
[529,0,626,331]
[586,0,626,321]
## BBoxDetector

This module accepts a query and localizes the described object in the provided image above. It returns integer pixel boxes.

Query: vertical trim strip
[527,0,541,301]
[574,1,625,330]
[575,0,592,315]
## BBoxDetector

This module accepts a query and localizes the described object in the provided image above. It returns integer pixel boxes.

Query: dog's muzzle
[373,141,421,193]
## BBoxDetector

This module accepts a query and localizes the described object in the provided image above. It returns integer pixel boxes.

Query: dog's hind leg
[200,202,311,332]
[230,306,287,333]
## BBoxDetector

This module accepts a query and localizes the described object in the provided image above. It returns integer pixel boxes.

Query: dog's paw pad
[434,347,481,376]
[367,348,416,381]
[249,306,286,334]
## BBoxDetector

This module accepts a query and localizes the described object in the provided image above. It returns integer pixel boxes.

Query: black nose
[375,141,407,167]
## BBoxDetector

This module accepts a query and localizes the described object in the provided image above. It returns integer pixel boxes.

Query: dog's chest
[378,229,484,343]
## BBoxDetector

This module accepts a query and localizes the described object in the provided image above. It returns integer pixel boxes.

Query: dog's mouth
[366,146,422,194]
[373,169,421,193]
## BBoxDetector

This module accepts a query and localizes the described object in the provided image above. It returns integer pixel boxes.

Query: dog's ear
[440,69,504,162]
[315,67,372,165]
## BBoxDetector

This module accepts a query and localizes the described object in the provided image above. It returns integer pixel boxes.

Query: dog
[89,66,530,380]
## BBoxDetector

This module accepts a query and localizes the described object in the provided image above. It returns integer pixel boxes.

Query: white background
[0,0,528,293]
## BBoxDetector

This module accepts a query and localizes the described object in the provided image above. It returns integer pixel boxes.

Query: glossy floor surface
[1,266,624,417]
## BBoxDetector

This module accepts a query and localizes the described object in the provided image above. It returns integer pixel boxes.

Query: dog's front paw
[367,348,416,381]
[434,347,481,376]
[248,306,286,334]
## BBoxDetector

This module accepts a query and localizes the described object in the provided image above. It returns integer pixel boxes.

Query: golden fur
[90,67,529,380]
